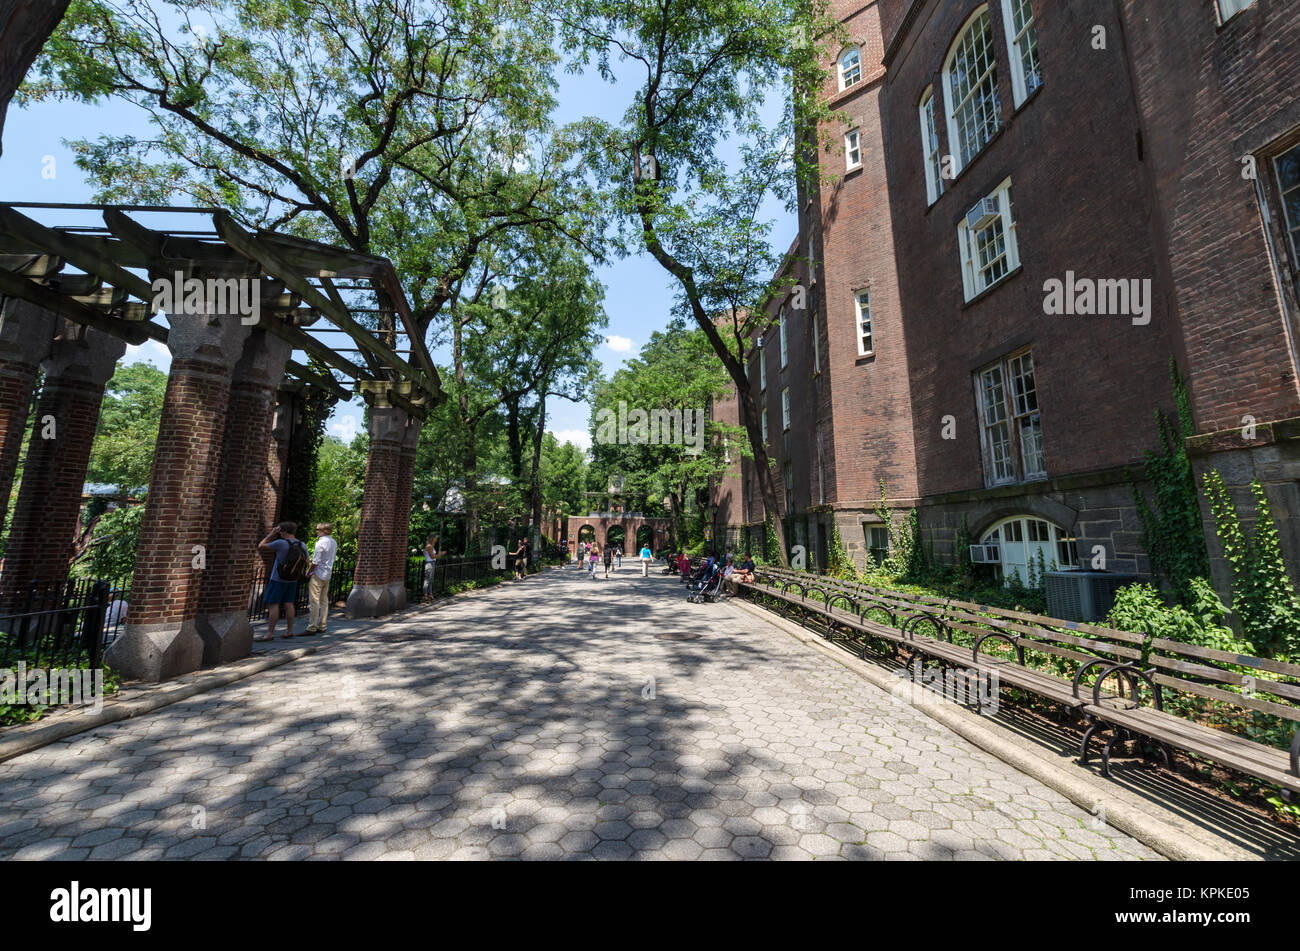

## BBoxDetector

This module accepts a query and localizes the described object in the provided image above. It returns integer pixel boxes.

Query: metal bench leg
[1079,715,1101,767]
[1101,728,1128,779]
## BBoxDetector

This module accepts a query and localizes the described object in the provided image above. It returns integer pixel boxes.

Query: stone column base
[195,612,254,668]
[347,583,394,619]
[104,620,206,683]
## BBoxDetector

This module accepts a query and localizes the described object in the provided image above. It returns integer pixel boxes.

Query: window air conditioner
[969,543,999,564]
[965,196,1000,231]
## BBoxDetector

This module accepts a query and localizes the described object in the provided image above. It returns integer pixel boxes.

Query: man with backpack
[255,521,312,642]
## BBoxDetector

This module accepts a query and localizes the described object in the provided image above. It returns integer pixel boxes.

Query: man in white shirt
[305,522,338,634]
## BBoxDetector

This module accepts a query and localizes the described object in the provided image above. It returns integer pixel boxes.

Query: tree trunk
[453,314,480,553]
[0,0,71,156]
[529,393,547,549]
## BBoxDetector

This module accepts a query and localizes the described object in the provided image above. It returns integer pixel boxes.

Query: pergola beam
[0,266,151,345]
[0,206,154,303]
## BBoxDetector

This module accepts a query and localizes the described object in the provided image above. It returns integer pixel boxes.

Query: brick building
[715,0,1300,595]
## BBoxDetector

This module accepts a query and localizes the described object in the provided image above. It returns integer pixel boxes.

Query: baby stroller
[687,564,723,603]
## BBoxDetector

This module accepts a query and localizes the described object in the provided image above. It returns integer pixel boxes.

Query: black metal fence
[0,576,118,671]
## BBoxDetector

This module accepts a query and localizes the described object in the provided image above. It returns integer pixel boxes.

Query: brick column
[386,414,422,611]
[0,298,57,543]
[0,324,124,610]
[105,309,252,682]
[345,400,409,618]
[263,391,293,530]
[194,329,291,666]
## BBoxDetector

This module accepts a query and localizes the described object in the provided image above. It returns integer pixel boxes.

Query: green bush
[1107,579,1250,655]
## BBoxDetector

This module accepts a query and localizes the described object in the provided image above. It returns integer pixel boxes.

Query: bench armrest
[973,630,1023,666]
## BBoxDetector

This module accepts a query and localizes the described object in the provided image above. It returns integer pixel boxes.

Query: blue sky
[0,33,793,453]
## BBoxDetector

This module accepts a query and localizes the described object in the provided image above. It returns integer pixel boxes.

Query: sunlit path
[0,566,1158,860]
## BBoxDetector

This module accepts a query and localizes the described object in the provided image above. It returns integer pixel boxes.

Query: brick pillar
[345,400,409,618]
[195,329,291,666]
[263,389,293,530]
[0,298,57,543]
[386,414,422,611]
[0,324,124,610]
[105,309,252,682]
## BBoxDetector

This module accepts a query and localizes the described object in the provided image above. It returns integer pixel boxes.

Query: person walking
[511,537,528,580]
[614,546,622,570]
[603,543,613,579]
[639,542,652,577]
[305,522,338,634]
[589,544,600,579]
[255,521,311,642]
[422,533,442,599]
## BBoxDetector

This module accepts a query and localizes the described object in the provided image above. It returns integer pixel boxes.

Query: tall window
[854,290,873,356]
[811,317,821,374]
[958,177,1019,300]
[976,349,1045,487]
[781,387,791,431]
[1274,142,1300,269]
[839,47,862,90]
[845,129,862,170]
[761,407,768,442]
[866,526,890,566]
[816,425,826,504]
[1002,0,1042,106]
[943,7,1001,176]
[779,310,788,368]
[919,88,944,205]
[758,347,767,391]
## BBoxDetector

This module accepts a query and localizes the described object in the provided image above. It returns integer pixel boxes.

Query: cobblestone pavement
[0,566,1160,860]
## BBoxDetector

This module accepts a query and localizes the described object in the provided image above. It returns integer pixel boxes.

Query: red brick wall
[129,358,234,626]
[0,360,37,542]
[879,0,1181,499]
[1118,0,1300,432]
[353,430,400,588]
[389,430,420,585]
[0,376,105,609]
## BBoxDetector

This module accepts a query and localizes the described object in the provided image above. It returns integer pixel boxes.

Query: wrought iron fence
[408,554,503,599]
[0,576,118,671]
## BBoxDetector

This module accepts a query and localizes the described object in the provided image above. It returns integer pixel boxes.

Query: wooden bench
[742,567,1300,797]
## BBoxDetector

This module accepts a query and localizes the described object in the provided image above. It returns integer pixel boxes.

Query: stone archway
[606,525,627,554]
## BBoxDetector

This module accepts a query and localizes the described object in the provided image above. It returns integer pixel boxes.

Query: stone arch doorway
[635,525,655,552]
[606,525,627,553]
[577,524,596,545]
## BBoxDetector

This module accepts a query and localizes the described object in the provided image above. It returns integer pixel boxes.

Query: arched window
[979,515,1077,585]
[918,86,944,204]
[838,47,862,91]
[942,7,1001,177]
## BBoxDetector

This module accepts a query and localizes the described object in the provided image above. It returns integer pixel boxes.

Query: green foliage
[874,480,923,579]
[311,434,367,564]
[1107,580,1248,655]
[765,515,780,564]
[1204,472,1300,658]
[74,503,144,581]
[1131,360,1209,605]
[0,654,121,727]
[85,360,166,493]
[825,517,854,579]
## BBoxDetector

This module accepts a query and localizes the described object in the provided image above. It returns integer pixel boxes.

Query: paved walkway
[0,566,1159,860]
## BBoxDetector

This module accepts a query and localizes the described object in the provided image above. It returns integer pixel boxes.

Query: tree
[553,0,839,565]
[85,360,167,494]
[539,433,587,521]
[0,0,70,154]
[311,433,367,562]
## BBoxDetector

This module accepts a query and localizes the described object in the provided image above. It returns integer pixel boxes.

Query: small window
[867,525,890,565]
[811,317,821,375]
[759,347,767,391]
[762,407,768,442]
[958,177,1020,300]
[1001,0,1042,107]
[839,47,862,91]
[919,88,944,205]
[779,310,788,368]
[781,387,791,431]
[854,290,873,356]
[845,129,862,169]
[943,7,1002,177]
[1274,142,1300,270]
[1218,0,1257,22]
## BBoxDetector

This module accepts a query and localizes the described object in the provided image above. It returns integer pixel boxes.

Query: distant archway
[577,524,596,545]
[606,525,626,552]
[635,526,655,551]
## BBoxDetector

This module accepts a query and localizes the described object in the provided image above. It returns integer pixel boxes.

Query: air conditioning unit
[965,196,1001,231]
[1045,570,1137,623]
[969,543,999,564]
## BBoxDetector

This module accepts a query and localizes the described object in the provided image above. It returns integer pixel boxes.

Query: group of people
[575,540,655,579]
[255,521,339,642]
[673,549,756,596]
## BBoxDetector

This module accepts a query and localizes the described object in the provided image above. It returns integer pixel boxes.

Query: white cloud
[549,428,591,451]
[328,415,360,443]
[604,335,634,352]
[121,339,171,371]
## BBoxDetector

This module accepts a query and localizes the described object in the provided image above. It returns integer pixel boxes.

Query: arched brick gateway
[565,515,672,557]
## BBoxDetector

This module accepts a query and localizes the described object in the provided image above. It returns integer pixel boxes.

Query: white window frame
[957,177,1019,301]
[974,348,1045,488]
[778,310,788,368]
[811,316,821,375]
[838,47,862,91]
[761,407,768,443]
[844,128,862,170]
[781,387,791,431]
[758,347,767,391]
[919,87,944,205]
[942,6,1001,178]
[1001,0,1042,108]
[853,289,873,356]
[981,516,1077,584]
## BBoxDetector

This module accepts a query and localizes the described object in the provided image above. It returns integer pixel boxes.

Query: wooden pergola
[0,202,441,413]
